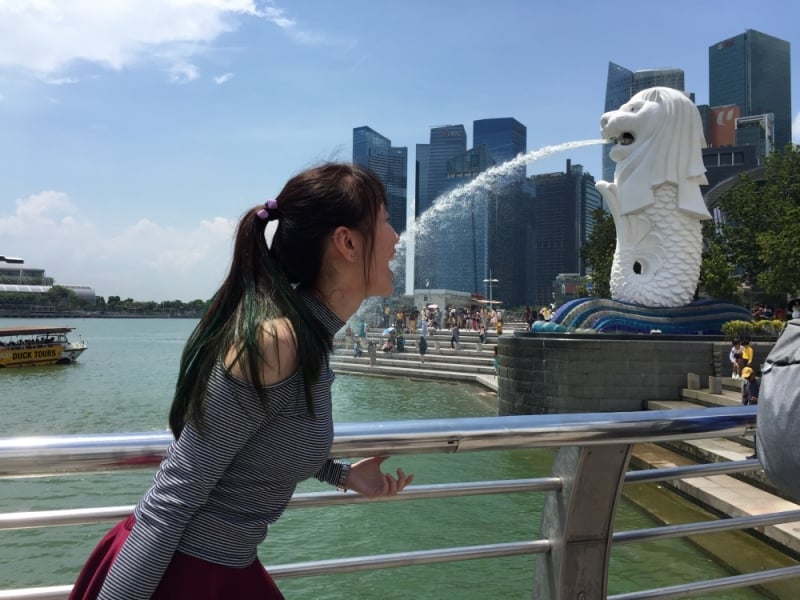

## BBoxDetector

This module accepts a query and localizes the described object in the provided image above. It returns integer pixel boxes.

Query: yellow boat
[0,326,88,368]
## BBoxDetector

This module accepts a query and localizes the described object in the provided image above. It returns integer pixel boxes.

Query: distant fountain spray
[354,139,606,324]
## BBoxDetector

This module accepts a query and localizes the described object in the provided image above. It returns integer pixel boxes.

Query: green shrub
[721,319,785,340]
[753,319,786,338]
[721,320,753,341]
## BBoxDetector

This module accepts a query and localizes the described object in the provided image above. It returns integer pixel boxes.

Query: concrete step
[333,345,495,362]
[680,387,742,408]
[332,353,496,375]
[330,359,498,392]
[647,400,752,458]
[630,442,800,556]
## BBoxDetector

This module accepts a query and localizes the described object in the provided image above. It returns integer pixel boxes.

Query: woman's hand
[344,456,414,498]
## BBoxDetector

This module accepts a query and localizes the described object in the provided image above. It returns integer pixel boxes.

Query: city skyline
[0,1,798,301]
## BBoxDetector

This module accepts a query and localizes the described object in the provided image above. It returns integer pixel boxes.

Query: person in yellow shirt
[741,339,753,367]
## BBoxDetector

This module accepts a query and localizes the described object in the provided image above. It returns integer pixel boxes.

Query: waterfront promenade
[331,325,800,579]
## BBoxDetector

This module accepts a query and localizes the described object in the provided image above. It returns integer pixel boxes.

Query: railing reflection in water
[2,406,800,599]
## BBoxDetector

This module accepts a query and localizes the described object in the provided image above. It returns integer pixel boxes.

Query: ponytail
[170,163,387,437]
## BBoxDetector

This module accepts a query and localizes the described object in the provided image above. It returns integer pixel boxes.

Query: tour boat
[0,325,88,367]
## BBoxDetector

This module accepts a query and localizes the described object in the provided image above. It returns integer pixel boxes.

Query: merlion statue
[596,86,711,308]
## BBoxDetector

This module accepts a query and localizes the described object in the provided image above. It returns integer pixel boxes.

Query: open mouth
[611,132,635,146]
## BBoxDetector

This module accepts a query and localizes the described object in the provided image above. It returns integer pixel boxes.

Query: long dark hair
[170,163,387,437]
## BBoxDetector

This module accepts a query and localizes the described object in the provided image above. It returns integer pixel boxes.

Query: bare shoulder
[225,317,299,386]
[258,317,299,385]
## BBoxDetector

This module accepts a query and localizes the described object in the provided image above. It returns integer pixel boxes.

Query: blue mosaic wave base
[532,298,752,335]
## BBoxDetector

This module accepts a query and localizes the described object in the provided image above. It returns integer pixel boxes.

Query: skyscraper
[414,143,430,221]
[423,145,494,294]
[602,63,686,182]
[529,161,603,307]
[352,126,408,235]
[473,118,531,306]
[414,125,468,291]
[417,125,467,217]
[473,117,527,177]
[709,29,791,152]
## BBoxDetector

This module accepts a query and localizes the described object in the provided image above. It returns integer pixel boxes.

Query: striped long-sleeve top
[98,293,347,599]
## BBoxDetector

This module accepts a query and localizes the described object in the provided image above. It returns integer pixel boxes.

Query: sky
[1,0,798,302]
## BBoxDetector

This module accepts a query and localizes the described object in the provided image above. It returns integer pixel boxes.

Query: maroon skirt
[70,515,285,599]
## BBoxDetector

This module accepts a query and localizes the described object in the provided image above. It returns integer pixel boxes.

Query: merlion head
[599,86,710,219]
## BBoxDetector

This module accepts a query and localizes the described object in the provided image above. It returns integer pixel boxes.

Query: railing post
[534,444,633,599]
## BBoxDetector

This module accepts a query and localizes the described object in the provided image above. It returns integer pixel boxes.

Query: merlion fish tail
[602,183,702,308]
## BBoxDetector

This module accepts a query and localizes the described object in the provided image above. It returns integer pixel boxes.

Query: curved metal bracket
[534,444,633,599]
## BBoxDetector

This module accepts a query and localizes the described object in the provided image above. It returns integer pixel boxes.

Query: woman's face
[365,205,399,297]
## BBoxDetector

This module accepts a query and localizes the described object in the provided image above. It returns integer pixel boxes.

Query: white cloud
[1,190,237,301]
[168,62,200,84]
[793,112,800,144]
[0,1,278,79]
[214,72,234,84]
[40,76,79,86]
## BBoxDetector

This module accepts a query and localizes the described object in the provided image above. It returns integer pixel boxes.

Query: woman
[70,163,414,599]
[729,339,744,378]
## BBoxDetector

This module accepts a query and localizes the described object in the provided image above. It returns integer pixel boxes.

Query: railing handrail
[0,406,756,478]
[5,405,794,600]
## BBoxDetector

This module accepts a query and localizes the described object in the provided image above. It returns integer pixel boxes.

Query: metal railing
[2,406,800,599]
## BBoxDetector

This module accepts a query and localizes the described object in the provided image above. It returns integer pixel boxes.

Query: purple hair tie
[257,198,279,221]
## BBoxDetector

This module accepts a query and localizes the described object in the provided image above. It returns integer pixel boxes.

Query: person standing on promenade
[368,339,377,367]
[450,322,460,350]
[741,367,759,405]
[408,307,418,335]
[741,366,759,459]
[418,333,428,365]
[344,324,354,354]
[741,339,754,369]
[729,339,744,378]
[69,163,414,599]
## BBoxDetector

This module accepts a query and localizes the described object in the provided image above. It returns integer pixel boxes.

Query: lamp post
[482,271,499,304]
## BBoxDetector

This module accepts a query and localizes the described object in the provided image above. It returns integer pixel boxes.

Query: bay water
[0,318,761,598]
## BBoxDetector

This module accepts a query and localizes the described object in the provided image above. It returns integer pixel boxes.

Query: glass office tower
[709,29,791,152]
[424,145,494,294]
[473,117,531,306]
[530,161,603,307]
[418,125,467,217]
[473,118,527,177]
[352,126,408,235]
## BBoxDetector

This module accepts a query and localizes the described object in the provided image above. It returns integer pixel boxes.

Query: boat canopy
[0,326,75,337]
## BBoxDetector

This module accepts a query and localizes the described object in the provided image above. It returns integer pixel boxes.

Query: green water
[0,318,763,598]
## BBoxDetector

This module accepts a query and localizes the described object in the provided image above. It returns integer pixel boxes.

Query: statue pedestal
[498,332,774,415]
[535,298,752,336]
[498,332,718,415]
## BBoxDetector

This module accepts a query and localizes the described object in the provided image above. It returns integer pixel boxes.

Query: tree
[699,223,739,302]
[757,202,800,296]
[44,285,89,309]
[715,144,800,298]
[580,207,615,298]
